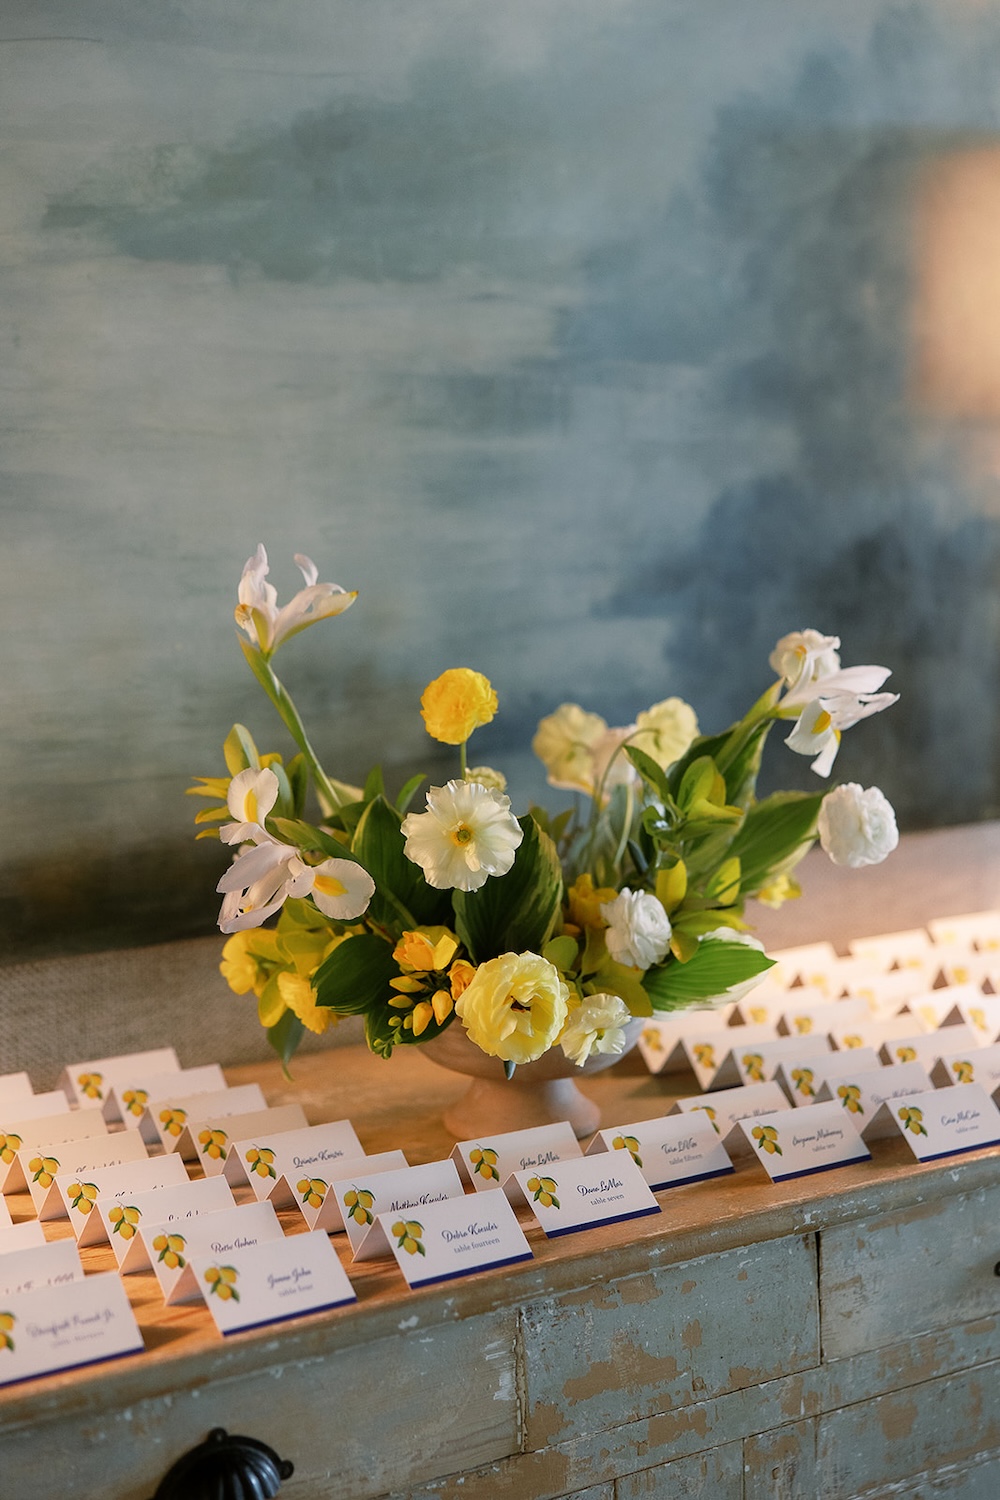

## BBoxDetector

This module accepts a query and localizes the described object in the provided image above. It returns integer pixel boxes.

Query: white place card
[932,1042,1000,1093]
[936,949,1000,990]
[766,942,838,987]
[21,1129,149,1220]
[0,1073,33,1102]
[636,1010,729,1075]
[928,911,1000,949]
[848,928,933,969]
[97,1174,236,1273]
[192,1228,356,1336]
[845,966,939,1016]
[680,1022,775,1091]
[0,1197,10,1228]
[451,1121,581,1193]
[903,986,978,1032]
[290,1151,408,1233]
[940,992,1000,1044]
[0,1239,83,1298]
[775,1047,883,1107]
[0,1109,108,1195]
[804,955,883,999]
[141,1200,284,1306]
[183,1104,309,1177]
[143,1083,267,1155]
[105,1064,227,1128]
[0,1222,46,1255]
[507,1152,660,1238]
[671,1081,791,1138]
[0,1091,69,1126]
[586,1112,733,1191]
[710,1033,832,1090]
[828,1013,923,1053]
[821,1061,934,1138]
[724,1101,871,1182]
[0,1270,144,1386]
[338,1160,465,1261]
[379,1190,533,1288]
[863,1084,1000,1160]
[58,1048,180,1108]
[778,996,869,1039]
[878,1025,980,1071]
[228,1118,364,1205]
[55,1153,190,1246]
[730,989,807,1028]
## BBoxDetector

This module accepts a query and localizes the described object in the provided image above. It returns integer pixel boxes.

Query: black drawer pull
[150,1426,294,1499]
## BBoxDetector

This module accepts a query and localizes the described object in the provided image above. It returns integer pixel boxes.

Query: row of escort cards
[1,914,1000,1386]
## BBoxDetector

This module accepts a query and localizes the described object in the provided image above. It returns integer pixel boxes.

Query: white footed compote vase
[425,1018,645,1141]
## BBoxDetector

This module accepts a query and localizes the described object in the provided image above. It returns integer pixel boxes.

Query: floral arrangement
[189,545,900,1075]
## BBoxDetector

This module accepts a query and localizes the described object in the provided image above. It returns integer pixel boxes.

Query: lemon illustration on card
[152,1231,187,1270]
[469,1146,500,1182]
[951,1060,975,1084]
[204,1265,239,1301]
[841,1035,864,1050]
[691,1104,718,1134]
[894,1046,918,1064]
[693,1043,715,1070]
[67,1181,99,1216]
[109,1205,141,1240]
[742,1053,765,1083]
[245,1146,276,1180]
[121,1089,148,1118]
[159,1107,188,1138]
[199,1127,228,1161]
[297,1177,328,1209]
[898,1105,928,1137]
[837,1084,864,1114]
[77,1072,103,1101]
[0,1132,21,1165]
[343,1187,375,1225]
[526,1175,560,1208]
[751,1124,782,1156]
[28,1155,59,1188]
[791,1067,815,1098]
[392,1219,425,1256]
[0,1313,14,1353]
[611,1134,642,1168]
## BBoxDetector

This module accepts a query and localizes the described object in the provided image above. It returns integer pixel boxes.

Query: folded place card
[636,1010,729,1075]
[0,1239,83,1298]
[824,1060,934,1138]
[143,1083,267,1155]
[937,992,1000,1044]
[680,1022,775,1092]
[724,1100,871,1182]
[802,955,883,999]
[0,1270,143,1386]
[709,1033,832,1091]
[227,1119,364,1205]
[931,1042,1000,1093]
[106,1064,227,1128]
[671,1080,791,1138]
[141,1200,284,1306]
[0,1222,46,1254]
[97,1174,235,1273]
[58,1048,180,1109]
[862,1083,1000,1160]
[289,1150,408,1232]
[934,949,1000,990]
[844,966,938,1015]
[776,1047,883,1108]
[339,1160,465,1261]
[878,1025,980,1070]
[828,1013,923,1053]
[848,928,933,970]
[184,1104,309,1177]
[0,1109,108,1195]
[55,1153,190,1246]
[765,942,838,988]
[451,1121,581,1193]
[903,986,979,1032]
[0,1073,34,1102]
[0,1091,70,1127]
[928,911,1000,949]
[379,1190,533,1288]
[192,1228,356,1336]
[21,1129,149,1220]
[507,1152,660,1238]
[730,989,805,1028]
[586,1111,733,1191]
[777,996,869,1039]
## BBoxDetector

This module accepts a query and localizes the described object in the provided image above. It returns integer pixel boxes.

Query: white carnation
[818,783,899,869]
[600,888,672,969]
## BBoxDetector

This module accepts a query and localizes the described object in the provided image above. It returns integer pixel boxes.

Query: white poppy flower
[220,766,280,846]
[632,697,699,771]
[600,888,673,969]
[401,780,524,892]
[235,544,356,657]
[818,784,899,868]
[532,703,608,793]
[559,993,632,1067]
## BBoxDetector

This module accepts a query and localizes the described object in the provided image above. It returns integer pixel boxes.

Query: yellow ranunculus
[420,669,497,745]
[455,952,569,1065]
[277,972,335,1035]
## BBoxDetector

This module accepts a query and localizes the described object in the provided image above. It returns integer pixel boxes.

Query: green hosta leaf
[705,855,741,906]
[625,745,672,806]
[542,934,580,973]
[727,790,824,894]
[395,773,426,816]
[223,723,261,776]
[267,1010,305,1072]
[351,795,450,930]
[453,814,563,964]
[644,941,775,1011]
[313,932,399,1015]
[363,765,386,804]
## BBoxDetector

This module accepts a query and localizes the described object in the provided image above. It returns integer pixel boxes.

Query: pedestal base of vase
[443,1073,600,1141]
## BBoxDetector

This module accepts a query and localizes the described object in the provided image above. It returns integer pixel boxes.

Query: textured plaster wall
[4,1,1000,961]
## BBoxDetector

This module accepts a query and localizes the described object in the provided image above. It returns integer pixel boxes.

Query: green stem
[240,640,347,814]
[459,739,468,779]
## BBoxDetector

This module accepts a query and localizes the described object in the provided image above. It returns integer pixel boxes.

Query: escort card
[183,1104,309,1177]
[636,1010,729,1075]
[339,1160,465,1261]
[777,996,869,1038]
[709,1033,832,1090]
[806,955,883,999]
[0,1091,69,1125]
[828,1013,922,1053]
[903,986,979,1032]
[58,1048,180,1108]
[105,1064,227,1128]
[730,989,806,1027]
[845,966,938,1016]
[934,949,1000,991]
[228,1119,365,1206]
[192,1229,356,1336]
[379,1190,533,1288]
[671,1080,791,1138]
[932,1042,1000,1093]
[878,1025,979,1071]
[97,1174,235,1273]
[142,1083,267,1155]
[0,1222,46,1254]
[848,928,933,969]
[507,1152,660,1238]
[0,1073,33,1102]
[724,1101,871,1182]
[141,1199,284,1305]
[821,1060,934,1138]
[290,1151,408,1232]
[0,1239,83,1298]
[55,1153,190,1246]
[0,1109,107,1195]
[776,1046,883,1107]
[863,1083,1000,1160]
[928,910,1000,949]
[765,942,838,987]
[680,1022,774,1091]
[451,1121,581,1193]
[21,1128,149,1220]
[586,1111,733,1191]
[938,992,1000,1044]
[0,1270,144,1386]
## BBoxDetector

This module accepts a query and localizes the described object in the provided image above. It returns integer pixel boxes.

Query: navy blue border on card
[544,1203,661,1238]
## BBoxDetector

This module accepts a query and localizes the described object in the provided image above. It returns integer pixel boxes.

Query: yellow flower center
[452,824,474,846]
[812,709,832,735]
[313,873,347,899]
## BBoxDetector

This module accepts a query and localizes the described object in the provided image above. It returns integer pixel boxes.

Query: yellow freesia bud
[420,669,497,745]
[449,959,476,999]
[567,873,618,930]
